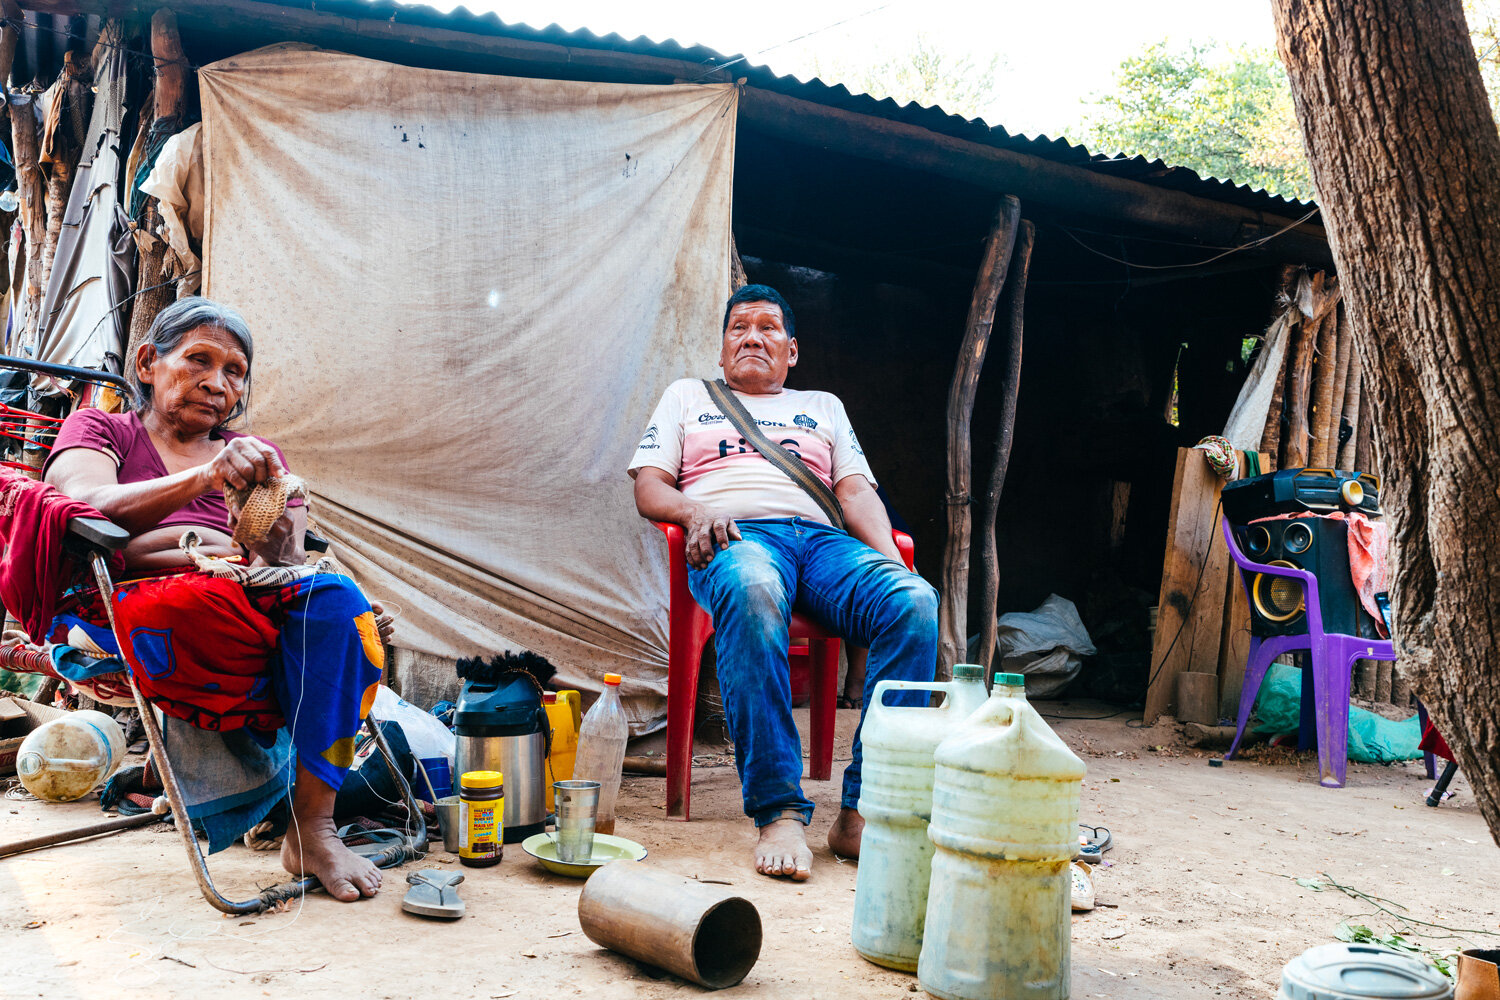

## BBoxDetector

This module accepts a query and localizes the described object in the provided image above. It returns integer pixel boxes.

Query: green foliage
[1335,922,1456,978]
[1075,41,1315,201]
[811,34,1002,122]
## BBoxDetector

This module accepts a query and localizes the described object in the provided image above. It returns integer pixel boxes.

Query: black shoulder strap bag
[703,378,845,531]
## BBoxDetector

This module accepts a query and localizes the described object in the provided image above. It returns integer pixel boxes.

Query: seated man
[629,283,938,881]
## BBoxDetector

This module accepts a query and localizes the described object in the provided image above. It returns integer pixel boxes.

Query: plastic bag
[368,685,456,765]
[969,594,1097,699]
[1251,662,1422,763]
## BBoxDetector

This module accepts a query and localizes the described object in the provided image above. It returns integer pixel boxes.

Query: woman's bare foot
[756,817,812,880]
[280,761,381,901]
[827,807,864,859]
[280,817,382,901]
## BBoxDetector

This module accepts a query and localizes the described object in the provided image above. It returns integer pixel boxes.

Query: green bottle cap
[993,672,1027,688]
[953,664,984,680]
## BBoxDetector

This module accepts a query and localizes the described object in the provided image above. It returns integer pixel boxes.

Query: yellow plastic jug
[16,709,126,802]
[544,690,581,812]
[852,664,990,971]
[917,673,1086,1000]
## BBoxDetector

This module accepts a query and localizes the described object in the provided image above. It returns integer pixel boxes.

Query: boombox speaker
[1235,517,1380,638]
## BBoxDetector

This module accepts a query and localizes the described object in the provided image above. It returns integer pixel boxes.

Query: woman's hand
[371,601,397,644]
[199,437,285,494]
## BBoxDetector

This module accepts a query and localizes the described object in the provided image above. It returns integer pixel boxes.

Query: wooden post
[1308,296,1343,467]
[0,2,21,96]
[9,90,44,350]
[936,195,1021,678]
[38,48,91,296]
[1337,367,1362,470]
[1319,304,1354,468]
[976,220,1034,671]
[125,8,189,365]
[1283,273,1340,468]
[729,231,747,292]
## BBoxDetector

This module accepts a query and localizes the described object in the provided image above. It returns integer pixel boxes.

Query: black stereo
[1221,468,1381,524]
[1235,517,1379,638]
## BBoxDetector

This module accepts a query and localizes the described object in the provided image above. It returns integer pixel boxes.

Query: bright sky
[419,0,1278,139]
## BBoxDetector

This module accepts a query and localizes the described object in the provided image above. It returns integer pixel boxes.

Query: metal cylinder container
[577,862,762,990]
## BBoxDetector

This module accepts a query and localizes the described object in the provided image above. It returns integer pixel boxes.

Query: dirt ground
[3,702,1497,1000]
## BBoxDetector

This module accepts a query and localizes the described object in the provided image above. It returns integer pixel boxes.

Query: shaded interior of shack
[12,9,1288,706]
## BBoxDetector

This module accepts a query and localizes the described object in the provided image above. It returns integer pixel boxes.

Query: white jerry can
[918,673,1086,1000]
[852,664,990,970]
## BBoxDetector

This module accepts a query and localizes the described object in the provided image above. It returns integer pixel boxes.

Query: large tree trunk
[1274,0,1500,843]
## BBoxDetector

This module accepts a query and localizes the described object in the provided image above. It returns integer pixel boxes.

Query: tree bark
[977,220,1034,671]
[1275,0,1500,842]
[937,195,1020,679]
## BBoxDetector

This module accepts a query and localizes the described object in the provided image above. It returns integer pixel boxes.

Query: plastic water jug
[16,709,126,802]
[573,673,629,836]
[852,664,990,971]
[918,673,1086,1000]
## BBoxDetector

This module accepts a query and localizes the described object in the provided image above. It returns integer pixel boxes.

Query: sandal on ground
[837,694,862,710]
[1075,824,1112,862]
[402,869,465,919]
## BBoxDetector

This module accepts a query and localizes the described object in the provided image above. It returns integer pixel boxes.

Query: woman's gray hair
[129,296,255,425]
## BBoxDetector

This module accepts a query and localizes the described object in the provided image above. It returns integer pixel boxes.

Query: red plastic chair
[653,522,914,820]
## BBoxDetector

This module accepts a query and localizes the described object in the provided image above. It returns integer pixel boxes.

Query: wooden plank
[1217,453,1255,719]
[1145,447,1234,722]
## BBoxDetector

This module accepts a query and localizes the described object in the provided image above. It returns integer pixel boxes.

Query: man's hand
[685,507,741,569]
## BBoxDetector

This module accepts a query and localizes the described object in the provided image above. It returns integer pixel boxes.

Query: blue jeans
[687,518,938,827]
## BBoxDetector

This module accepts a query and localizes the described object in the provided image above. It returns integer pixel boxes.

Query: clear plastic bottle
[572,673,629,836]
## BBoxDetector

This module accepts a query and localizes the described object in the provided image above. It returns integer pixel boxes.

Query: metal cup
[435,795,463,853]
[553,779,601,863]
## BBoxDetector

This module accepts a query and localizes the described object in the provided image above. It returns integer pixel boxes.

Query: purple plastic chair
[1220,516,1396,788]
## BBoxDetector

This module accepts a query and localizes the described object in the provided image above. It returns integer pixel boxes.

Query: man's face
[719,300,797,392]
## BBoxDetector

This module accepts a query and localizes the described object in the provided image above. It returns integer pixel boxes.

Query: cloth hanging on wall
[32,20,132,389]
[199,45,735,731]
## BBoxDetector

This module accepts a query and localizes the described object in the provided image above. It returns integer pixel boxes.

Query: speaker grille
[1253,560,1305,622]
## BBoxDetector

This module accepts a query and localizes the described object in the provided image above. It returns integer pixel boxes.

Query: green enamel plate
[520,832,648,878]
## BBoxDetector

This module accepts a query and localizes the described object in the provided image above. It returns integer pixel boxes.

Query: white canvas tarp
[199,45,736,730]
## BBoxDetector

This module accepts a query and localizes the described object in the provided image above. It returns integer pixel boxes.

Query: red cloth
[51,569,286,733]
[1419,721,1455,762]
[0,470,117,641]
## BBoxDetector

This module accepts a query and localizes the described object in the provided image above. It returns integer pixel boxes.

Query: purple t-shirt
[43,409,302,535]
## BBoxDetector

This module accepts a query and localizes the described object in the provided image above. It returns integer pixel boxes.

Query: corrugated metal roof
[371,1,1316,219]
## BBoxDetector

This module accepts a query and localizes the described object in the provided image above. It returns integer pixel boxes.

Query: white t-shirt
[628,379,877,524]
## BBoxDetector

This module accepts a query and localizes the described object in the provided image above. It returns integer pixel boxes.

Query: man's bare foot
[280,817,382,901]
[755,817,812,881]
[827,807,864,859]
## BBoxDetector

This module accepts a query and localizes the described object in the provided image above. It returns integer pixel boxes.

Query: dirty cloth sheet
[31,22,132,387]
[199,45,735,731]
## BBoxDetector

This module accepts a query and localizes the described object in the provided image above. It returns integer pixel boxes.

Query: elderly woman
[43,296,388,902]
